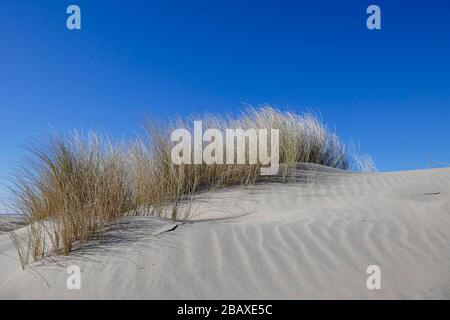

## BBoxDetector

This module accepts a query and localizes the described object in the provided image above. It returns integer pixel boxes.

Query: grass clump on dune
[9,106,368,266]
[10,132,132,265]
[130,106,350,215]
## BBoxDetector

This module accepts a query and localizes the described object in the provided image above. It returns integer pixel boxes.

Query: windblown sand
[1,166,449,299]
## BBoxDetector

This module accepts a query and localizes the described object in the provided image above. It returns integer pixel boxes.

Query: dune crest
[1,165,449,299]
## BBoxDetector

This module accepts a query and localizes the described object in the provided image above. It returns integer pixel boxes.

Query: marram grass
[8,106,373,266]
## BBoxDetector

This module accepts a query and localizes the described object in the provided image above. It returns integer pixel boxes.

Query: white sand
[0,215,25,234]
[0,165,449,299]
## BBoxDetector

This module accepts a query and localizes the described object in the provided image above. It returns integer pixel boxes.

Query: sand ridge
[0,165,449,299]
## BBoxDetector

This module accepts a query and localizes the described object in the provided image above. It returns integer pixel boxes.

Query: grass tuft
[9,106,365,267]
[9,131,132,264]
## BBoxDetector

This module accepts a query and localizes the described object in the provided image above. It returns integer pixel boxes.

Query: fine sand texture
[0,165,449,299]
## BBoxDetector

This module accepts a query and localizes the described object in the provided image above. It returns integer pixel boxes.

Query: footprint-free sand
[1,165,449,299]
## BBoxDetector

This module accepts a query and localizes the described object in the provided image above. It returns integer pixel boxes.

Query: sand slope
[0,166,449,299]
[0,215,25,234]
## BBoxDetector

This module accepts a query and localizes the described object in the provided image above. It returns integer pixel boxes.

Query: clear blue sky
[1,0,450,201]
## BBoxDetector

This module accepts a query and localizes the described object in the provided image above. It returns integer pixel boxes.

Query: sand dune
[0,165,449,299]
[0,215,25,234]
